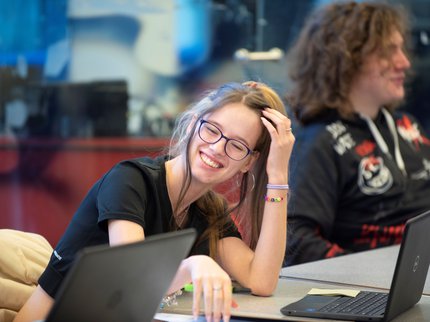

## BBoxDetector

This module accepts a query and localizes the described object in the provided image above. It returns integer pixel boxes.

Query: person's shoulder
[297,122,330,137]
[292,111,356,163]
[296,117,344,145]
[117,155,168,172]
[392,109,430,141]
[101,155,168,185]
[392,109,420,125]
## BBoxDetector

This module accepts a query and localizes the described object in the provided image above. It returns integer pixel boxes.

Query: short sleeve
[97,162,151,230]
[221,219,241,240]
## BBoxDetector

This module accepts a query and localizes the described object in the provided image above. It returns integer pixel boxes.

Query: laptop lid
[46,229,196,322]
[280,209,430,321]
[384,209,430,321]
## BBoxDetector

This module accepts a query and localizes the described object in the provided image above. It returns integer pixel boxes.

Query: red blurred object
[0,137,169,246]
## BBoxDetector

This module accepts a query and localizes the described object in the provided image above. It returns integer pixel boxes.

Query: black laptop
[45,229,196,322]
[281,210,430,321]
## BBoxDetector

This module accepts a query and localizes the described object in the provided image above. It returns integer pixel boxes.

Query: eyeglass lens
[199,120,250,161]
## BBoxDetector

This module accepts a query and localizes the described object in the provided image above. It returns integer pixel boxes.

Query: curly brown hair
[287,1,410,125]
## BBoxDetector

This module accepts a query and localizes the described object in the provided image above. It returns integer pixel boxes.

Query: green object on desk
[184,283,194,292]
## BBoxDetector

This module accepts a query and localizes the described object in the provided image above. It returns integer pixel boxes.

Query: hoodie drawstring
[360,108,407,176]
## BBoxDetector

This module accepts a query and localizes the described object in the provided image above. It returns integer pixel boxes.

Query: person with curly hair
[285,1,430,266]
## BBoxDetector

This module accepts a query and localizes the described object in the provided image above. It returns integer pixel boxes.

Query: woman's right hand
[261,107,295,184]
[183,255,234,322]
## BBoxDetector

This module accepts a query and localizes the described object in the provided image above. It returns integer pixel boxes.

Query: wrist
[267,174,288,185]
[266,183,289,190]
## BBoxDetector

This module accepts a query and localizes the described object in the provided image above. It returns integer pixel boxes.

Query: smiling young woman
[14,81,294,322]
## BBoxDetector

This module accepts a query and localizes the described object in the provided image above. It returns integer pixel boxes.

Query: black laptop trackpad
[281,295,343,315]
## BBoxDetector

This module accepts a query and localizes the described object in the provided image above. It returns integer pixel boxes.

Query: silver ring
[285,127,292,132]
[213,286,222,291]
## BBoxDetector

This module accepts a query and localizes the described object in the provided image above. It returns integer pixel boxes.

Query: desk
[281,245,430,295]
[161,277,430,321]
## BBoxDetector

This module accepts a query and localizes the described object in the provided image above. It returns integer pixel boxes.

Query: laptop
[45,229,196,322]
[281,209,430,321]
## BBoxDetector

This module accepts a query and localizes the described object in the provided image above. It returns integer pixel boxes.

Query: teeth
[200,153,222,168]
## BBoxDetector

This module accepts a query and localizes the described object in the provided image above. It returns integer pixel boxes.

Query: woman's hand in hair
[260,108,295,184]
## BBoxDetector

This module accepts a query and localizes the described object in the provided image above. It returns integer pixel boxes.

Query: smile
[390,74,405,84]
[200,152,223,168]
[392,78,404,86]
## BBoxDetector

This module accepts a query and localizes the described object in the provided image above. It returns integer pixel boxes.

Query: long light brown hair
[287,1,409,124]
[169,82,286,257]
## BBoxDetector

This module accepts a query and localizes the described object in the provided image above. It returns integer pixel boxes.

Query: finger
[262,108,292,130]
[261,107,289,124]
[193,280,202,320]
[203,282,214,322]
[261,110,284,128]
[222,283,233,322]
[284,127,293,135]
[261,117,278,139]
[212,284,223,322]
[262,106,287,119]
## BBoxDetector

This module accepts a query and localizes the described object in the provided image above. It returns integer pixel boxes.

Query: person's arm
[168,108,294,320]
[165,191,288,321]
[214,108,293,296]
[109,218,235,322]
[285,124,341,266]
[108,219,145,246]
[14,221,146,322]
[286,217,349,265]
[12,286,54,322]
[15,164,149,322]
[216,181,288,296]
[104,165,235,321]
[167,254,233,322]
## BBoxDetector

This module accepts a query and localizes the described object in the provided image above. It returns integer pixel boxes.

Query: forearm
[247,189,288,295]
[166,257,193,294]
[13,286,54,322]
[286,223,346,265]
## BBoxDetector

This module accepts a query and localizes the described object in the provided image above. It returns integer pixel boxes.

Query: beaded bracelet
[264,195,284,202]
[267,184,289,190]
[160,289,183,309]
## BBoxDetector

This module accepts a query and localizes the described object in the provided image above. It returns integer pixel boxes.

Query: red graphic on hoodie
[355,140,376,157]
[355,224,404,248]
[397,115,430,150]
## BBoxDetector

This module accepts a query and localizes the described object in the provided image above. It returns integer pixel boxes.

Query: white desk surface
[281,245,430,295]
[161,277,430,321]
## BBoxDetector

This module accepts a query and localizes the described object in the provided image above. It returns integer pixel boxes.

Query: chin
[386,90,405,103]
[394,93,405,102]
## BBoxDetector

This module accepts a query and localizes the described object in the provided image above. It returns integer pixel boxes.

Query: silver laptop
[45,229,196,322]
[281,210,430,321]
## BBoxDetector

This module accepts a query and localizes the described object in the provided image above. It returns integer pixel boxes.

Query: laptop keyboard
[318,291,388,316]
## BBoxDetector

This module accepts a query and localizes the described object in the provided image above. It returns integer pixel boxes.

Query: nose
[209,137,227,156]
[394,49,411,70]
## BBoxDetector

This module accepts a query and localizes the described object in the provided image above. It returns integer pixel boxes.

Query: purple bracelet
[266,184,289,190]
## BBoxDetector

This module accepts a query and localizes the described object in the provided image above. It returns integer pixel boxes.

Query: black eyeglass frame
[197,119,254,161]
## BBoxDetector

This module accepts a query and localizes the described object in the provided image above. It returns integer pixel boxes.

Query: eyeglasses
[198,119,253,161]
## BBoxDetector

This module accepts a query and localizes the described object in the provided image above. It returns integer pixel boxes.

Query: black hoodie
[285,109,430,266]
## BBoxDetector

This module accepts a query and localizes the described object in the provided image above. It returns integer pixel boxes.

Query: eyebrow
[206,119,252,147]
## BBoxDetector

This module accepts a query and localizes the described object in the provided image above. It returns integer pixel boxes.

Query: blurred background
[0,0,429,245]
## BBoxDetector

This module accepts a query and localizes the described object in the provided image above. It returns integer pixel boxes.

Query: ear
[240,151,259,173]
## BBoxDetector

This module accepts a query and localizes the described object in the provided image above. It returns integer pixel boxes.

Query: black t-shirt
[39,156,241,298]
